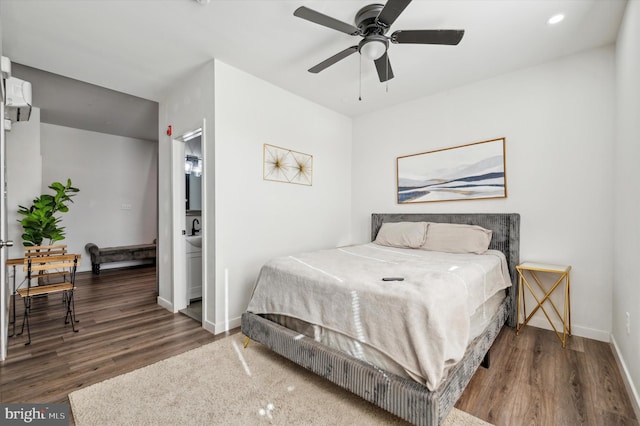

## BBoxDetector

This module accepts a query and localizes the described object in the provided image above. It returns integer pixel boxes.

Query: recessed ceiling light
[547,14,565,25]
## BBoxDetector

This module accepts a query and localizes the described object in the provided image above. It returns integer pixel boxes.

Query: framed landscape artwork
[397,138,507,204]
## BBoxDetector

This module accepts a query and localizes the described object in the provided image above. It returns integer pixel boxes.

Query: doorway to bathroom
[182,130,203,322]
[173,126,205,324]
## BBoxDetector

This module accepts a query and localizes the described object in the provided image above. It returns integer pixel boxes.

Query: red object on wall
[166,125,172,136]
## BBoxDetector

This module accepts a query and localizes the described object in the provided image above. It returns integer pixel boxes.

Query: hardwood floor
[2,265,637,425]
[457,325,639,425]
[1,265,220,411]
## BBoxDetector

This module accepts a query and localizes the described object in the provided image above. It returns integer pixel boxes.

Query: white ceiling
[1,0,628,119]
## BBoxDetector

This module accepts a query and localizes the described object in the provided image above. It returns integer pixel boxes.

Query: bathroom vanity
[185,235,202,302]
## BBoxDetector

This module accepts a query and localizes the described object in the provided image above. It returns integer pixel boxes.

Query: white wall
[157,60,215,315]
[613,0,640,414]
[5,112,157,280]
[39,123,158,272]
[352,47,615,342]
[6,108,42,262]
[5,108,42,291]
[214,60,352,333]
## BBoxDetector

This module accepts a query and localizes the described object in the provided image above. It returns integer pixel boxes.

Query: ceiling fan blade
[374,52,394,82]
[376,0,412,28]
[294,6,361,36]
[391,30,465,45]
[308,46,359,74]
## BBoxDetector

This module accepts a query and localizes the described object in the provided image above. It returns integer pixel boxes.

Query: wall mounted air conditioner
[5,76,32,122]
[1,56,11,80]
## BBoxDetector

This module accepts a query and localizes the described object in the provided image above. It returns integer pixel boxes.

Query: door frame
[171,120,207,322]
[1,74,8,361]
[171,133,187,312]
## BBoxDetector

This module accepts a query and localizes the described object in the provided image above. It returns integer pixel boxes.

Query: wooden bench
[85,241,156,275]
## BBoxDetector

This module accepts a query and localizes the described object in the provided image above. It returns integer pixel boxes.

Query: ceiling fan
[294,0,465,83]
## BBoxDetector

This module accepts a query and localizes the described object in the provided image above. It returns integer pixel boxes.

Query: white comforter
[247,243,511,390]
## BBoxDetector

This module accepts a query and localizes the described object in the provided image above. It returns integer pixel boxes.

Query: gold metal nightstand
[516,262,571,348]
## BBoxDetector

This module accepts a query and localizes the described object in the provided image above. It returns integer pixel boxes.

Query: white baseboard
[156,296,174,312]
[610,334,640,421]
[203,318,216,334]
[201,316,241,336]
[214,316,241,335]
[525,317,610,342]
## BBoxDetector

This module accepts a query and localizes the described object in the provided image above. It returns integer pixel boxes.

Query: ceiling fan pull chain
[359,53,362,101]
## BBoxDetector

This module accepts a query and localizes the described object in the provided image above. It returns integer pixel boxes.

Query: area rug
[69,334,492,425]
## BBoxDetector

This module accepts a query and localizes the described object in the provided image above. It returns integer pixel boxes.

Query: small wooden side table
[516,262,571,347]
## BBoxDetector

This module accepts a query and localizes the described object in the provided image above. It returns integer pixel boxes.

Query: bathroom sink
[186,235,202,248]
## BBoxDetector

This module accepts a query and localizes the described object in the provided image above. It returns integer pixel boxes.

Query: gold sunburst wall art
[263,144,313,186]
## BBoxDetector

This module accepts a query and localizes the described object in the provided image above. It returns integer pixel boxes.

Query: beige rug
[69,334,492,425]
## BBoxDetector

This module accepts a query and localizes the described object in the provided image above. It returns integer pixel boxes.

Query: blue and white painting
[397,138,507,203]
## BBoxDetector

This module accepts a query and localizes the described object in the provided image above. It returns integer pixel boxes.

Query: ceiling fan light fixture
[360,37,387,60]
[295,1,466,83]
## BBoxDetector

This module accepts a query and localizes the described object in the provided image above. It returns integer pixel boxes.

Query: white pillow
[374,222,428,249]
[421,222,492,254]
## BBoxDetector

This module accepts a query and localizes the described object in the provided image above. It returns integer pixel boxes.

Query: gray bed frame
[241,213,520,425]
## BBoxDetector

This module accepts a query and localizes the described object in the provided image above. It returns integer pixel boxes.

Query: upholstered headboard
[371,213,520,327]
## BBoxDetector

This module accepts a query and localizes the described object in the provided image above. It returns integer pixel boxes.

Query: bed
[241,213,520,425]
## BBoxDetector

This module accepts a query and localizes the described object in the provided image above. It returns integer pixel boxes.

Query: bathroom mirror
[184,134,202,214]
[186,172,201,213]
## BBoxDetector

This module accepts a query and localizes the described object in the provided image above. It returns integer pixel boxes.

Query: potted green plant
[18,179,80,247]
